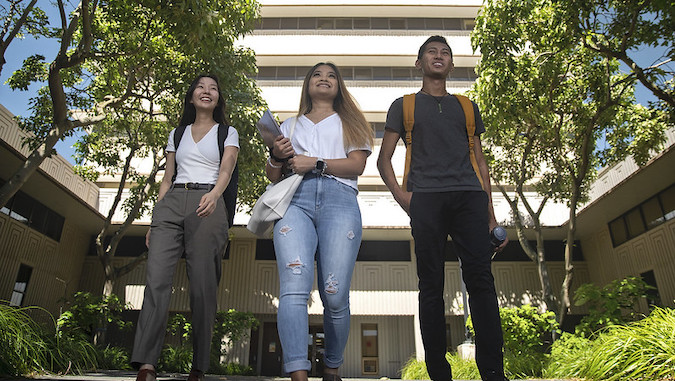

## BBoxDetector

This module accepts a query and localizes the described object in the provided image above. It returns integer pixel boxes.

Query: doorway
[261,322,282,376]
[309,325,325,376]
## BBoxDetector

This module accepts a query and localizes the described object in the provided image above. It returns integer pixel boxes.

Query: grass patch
[0,303,97,376]
[545,307,675,380]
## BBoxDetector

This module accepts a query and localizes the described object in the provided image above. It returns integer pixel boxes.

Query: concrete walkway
[0,370,571,381]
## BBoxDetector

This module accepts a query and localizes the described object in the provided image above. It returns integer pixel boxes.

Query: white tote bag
[247,117,300,237]
[246,173,303,237]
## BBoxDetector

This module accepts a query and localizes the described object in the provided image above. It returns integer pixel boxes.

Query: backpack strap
[218,124,238,228]
[402,93,416,190]
[401,93,485,192]
[454,94,485,191]
[171,125,187,183]
[171,124,238,227]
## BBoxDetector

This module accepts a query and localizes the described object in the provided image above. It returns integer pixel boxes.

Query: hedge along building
[2,1,674,379]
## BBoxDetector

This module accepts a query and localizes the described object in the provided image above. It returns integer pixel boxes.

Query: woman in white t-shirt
[132,75,239,381]
[267,63,373,381]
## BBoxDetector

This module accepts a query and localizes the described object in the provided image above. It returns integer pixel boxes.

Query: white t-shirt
[166,124,239,184]
[280,113,371,190]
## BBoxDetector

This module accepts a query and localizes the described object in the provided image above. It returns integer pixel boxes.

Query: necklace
[420,89,448,113]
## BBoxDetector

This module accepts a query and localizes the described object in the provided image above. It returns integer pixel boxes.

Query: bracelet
[268,146,290,163]
[267,157,282,169]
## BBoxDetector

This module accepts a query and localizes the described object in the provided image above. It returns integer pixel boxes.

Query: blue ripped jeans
[273,174,362,374]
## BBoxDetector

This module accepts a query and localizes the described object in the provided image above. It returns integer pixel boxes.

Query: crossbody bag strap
[402,93,416,190]
[454,94,485,191]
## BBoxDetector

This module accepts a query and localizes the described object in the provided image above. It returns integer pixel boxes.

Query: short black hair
[417,35,452,60]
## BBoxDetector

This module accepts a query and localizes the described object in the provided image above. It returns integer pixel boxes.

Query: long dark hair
[178,74,229,126]
[297,62,373,149]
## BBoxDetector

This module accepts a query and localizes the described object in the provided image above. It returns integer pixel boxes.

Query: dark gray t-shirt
[385,92,485,192]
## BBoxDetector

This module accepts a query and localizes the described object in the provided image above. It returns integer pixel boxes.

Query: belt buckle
[184,183,190,190]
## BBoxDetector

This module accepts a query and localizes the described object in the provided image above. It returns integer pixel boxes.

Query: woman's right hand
[145,228,151,248]
[272,135,294,160]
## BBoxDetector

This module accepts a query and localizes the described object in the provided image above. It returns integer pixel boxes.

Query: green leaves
[56,291,132,343]
[573,275,655,336]
[559,0,675,112]
[6,54,47,90]
[545,307,675,380]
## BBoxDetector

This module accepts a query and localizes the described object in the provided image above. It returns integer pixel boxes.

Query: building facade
[83,1,589,377]
[0,104,104,320]
[1,1,673,379]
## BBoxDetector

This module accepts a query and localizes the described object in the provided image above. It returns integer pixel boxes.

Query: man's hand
[489,221,508,253]
[394,191,413,215]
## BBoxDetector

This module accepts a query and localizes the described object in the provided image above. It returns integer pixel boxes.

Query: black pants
[410,191,506,381]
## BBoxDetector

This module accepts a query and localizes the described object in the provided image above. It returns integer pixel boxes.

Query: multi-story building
[1,1,673,379]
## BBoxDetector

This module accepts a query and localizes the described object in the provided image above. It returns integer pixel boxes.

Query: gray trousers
[131,187,228,371]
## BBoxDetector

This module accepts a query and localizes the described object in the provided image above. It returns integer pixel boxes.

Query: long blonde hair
[297,62,373,150]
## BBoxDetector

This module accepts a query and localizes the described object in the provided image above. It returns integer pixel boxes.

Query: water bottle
[490,226,507,249]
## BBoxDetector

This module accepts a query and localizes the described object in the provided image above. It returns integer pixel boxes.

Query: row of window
[609,183,675,246]
[257,17,475,31]
[254,239,580,262]
[0,181,65,241]
[256,66,478,81]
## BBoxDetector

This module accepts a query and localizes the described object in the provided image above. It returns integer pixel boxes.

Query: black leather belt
[173,183,215,190]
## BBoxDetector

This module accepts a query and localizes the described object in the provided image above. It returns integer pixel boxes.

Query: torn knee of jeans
[346,230,355,240]
[286,256,305,275]
[278,225,292,236]
[324,273,339,294]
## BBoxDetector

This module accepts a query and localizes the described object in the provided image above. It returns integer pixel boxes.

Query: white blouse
[280,113,371,190]
[166,124,239,184]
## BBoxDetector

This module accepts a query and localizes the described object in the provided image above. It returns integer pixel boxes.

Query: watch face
[316,160,325,170]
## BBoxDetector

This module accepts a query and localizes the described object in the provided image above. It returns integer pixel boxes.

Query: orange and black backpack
[401,93,485,191]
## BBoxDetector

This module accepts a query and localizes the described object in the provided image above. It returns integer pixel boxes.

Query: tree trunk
[500,185,558,314]
[558,192,579,327]
[535,233,556,312]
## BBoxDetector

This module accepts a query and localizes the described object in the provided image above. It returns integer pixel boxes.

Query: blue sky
[0,5,664,165]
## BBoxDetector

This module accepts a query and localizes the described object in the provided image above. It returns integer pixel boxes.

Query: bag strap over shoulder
[170,123,238,227]
[402,93,415,190]
[171,125,188,183]
[454,94,485,191]
[401,93,485,192]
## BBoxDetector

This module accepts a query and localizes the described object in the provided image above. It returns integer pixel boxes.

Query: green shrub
[0,303,97,376]
[51,334,99,374]
[167,309,258,371]
[543,332,593,378]
[158,344,192,373]
[574,276,653,337]
[97,345,131,370]
[503,351,547,379]
[400,353,480,380]
[545,307,675,380]
[57,292,131,344]
[467,304,557,377]
[211,362,255,375]
[0,304,52,376]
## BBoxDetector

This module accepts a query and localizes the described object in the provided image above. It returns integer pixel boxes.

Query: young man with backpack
[377,36,509,381]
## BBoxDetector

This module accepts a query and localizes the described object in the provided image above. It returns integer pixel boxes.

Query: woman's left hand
[196,191,219,217]
[288,155,316,175]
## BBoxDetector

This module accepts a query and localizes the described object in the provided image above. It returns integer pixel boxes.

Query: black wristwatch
[313,158,327,175]
[269,146,289,163]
